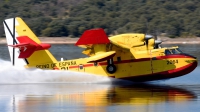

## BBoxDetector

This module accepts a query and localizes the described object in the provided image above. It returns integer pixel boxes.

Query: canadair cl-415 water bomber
[3,17,197,82]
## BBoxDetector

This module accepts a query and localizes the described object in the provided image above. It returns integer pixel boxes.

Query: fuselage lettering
[51,63,56,68]
[167,60,178,64]
[36,64,49,69]
[59,61,77,67]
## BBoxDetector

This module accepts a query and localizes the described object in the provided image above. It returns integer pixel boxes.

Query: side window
[165,49,171,55]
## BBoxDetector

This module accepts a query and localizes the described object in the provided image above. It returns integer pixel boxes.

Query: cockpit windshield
[176,48,183,53]
[171,49,180,54]
[165,48,183,55]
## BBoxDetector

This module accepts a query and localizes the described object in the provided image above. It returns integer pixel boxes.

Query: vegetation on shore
[1,0,200,38]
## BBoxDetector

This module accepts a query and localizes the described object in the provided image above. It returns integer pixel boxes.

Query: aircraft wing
[87,51,116,63]
[109,34,145,50]
[109,40,130,50]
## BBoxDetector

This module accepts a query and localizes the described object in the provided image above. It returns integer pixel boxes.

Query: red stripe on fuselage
[156,54,193,59]
[68,54,195,69]
[69,65,78,69]
[83,64,94,67]
[69,63,94,69]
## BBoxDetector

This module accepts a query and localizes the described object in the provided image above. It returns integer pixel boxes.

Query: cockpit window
[171,49,180,54]
[176,48,183,53]
[165,48,182,55]
[165,49,172,55]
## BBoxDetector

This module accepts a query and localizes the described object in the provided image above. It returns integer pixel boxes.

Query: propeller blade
[145,35,153,40]
[155,40,162,44]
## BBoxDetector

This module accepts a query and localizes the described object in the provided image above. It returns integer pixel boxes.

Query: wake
[0,59,114,84]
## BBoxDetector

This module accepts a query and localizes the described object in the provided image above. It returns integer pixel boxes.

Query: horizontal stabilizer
[87,51,116,63]
[8,42,36,58]
[20,46,35,58]
[8,43,33,47]
[8,36,51,58]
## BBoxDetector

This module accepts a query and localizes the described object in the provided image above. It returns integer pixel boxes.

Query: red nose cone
[40,43,51,49]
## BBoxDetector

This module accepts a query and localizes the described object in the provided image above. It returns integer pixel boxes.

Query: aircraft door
[151,54,164,73]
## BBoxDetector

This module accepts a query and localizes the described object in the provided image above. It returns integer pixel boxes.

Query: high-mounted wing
[109,34,146,49]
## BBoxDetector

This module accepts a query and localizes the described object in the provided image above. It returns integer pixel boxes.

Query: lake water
[0,44,200,112]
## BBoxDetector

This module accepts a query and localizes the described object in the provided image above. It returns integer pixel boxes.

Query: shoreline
[1,37,200,45]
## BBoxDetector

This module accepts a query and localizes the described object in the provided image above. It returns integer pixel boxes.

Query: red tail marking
[17,36,38,46]
[8,36,51,58]
[75,28,110,46]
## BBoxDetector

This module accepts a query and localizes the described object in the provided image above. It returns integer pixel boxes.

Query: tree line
[1,0,200,38]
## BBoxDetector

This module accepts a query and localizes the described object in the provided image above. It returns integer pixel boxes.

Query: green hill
[0,0,85,37]
[1,0,200,38]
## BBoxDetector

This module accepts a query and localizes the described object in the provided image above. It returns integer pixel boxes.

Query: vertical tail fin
[3,17,57,67]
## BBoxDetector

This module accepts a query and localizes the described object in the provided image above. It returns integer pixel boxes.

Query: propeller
[144,34,153,50]
[145,35,153,40]
[144,21,152,50]
[144,21,162,49]
[153,29,162,49]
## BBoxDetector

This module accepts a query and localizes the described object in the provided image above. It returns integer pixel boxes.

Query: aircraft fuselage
[30,46,197,82]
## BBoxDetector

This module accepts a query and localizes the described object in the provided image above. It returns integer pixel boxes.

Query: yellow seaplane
[3,17,197,82]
